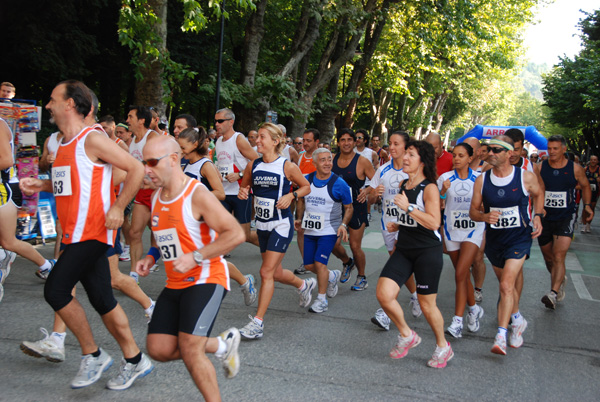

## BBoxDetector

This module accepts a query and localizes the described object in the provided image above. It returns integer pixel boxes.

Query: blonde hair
[259,122,285,155]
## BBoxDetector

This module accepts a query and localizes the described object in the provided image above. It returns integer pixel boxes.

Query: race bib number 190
[52,166,72,196]
[302,211,324,230]
[153,228,184,262]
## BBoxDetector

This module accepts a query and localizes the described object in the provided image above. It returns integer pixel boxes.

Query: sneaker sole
[20,343,64,363]
[350,283,368,291]
[370,317,389,331]
[541,295,556,309]
[427,348,454,368]
[106,363,154,391]
[240,333,263,340]
[491,345,507,355]
[445,329,462,339]
[309,307,327,313]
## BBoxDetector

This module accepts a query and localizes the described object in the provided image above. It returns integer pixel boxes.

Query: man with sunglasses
[470,136,543,356]
[214,108,260,246]
[535,134,593,309]
[20,80,152,389]
[136,135,244,398]
[293,136,304,155]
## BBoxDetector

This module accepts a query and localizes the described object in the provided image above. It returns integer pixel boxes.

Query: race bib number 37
[490,206,521,229]
[153,228,184,262]
[52,166,72,196]
[544,191,567,208]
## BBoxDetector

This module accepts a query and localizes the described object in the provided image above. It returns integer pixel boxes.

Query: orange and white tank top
[298,152,317,175]
[52,126,116,245]
[151,179,230,290]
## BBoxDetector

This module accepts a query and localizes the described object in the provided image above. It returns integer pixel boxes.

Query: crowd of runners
[0,80,597,400]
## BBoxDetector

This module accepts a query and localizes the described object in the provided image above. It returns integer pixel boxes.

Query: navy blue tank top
[540,160,577,221]
[333,153,364,205]
[482,167,532,245]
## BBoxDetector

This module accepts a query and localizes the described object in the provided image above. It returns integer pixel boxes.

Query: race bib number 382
[490,206,521,229]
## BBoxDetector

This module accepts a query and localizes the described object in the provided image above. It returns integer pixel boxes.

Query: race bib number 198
[255,196,275,220]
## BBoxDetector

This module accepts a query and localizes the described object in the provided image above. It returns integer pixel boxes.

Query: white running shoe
[71,348,114,389]
[294,263,307,275]
[149,264,160,272]
[145,300,156,324]
[309,298,328,313]
[240,274,257,306]
[20,327,65,363]
[541,291,557,309]
[239,315,264,339]
[474,289,483,304]
[326,270,341,298]
[0,282,3,303]
[298,278,316,307]
[371,308,390,331]
[509,318,528,349]
[467,305,484,332]
[409,297,422,318]
[217,328,241,379]
[36,259,55,280]
[106,353,154,390]
[491,334,507,355]
[119,246,131,262]
[0,249,16,285]
[446,317,463,339]
[557,275,567,302]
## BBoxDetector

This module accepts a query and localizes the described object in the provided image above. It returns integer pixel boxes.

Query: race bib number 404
[153,228,184,262]
[302,211,325,230]
[52,166,72,196]
[254,196,275,220]
[490,206,521,229]
[544,191,567,208]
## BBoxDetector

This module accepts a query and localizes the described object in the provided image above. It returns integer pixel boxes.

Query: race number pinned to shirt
[52,166,72,196]
[383,199,400,222]
[254,196,275,220]
[218,163,234,181]
[398,205,417,227]
[490,206,521,229]
[544,191,567,208]
[302,211,324,230]
[451,210,476,230]
[153,228,184,262]
[590,183,597,192]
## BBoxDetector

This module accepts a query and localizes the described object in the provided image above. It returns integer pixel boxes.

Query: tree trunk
[134,0,167,117]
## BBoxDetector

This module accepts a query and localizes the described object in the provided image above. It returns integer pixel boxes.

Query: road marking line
[361,232,384,249]
[570,273,598,302]
[566,251,583,271]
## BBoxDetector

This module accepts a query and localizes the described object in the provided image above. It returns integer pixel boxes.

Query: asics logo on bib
[156,233,174,242]
[256,199,271,206]
[306,212,321,220]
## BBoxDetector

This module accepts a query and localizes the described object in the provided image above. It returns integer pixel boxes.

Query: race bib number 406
[450,210,475,230]
[490,206,521,229]
[383,199,400,222]
[52,166,72,196]
[544,191,567,208]
[153,228,184,262]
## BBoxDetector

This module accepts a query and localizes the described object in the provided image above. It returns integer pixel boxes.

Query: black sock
[551,290,558,296]
[91,349,101,358]
[125,352,142,365]
[474,287,482,292]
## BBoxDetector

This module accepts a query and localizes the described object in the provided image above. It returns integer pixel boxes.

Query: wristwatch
[239,171,244,178]
[293,191,298,200]
[193,250,204,265]
[407,205,414,214]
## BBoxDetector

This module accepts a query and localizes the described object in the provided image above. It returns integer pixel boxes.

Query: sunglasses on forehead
[142,152,177,167]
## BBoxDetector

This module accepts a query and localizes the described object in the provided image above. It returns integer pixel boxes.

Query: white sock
[318,293,326,302]
[328,271,336,282]
[299,281,306,291]
[436,341,450,352]
[511,311,523,326]
[240,278,249,288]
[51,332,66,347]
[214,337,227,357]
[468,304,477,314]
[411,292,418,299]
[454,315,463,324]
[39,260,52,270]
[130,272,139,281]
[144,300,155,315]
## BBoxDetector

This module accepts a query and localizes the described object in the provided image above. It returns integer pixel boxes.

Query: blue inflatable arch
[457,125,547,153]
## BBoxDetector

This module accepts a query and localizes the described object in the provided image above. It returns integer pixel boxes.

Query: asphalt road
[1,209,599,401]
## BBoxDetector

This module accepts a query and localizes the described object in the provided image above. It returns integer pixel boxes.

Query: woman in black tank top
[376,140,454,368]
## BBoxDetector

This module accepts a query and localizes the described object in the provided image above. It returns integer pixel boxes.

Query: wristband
[341,223,348,229]
[147,247,161,264]
[440,193,447,199]
[584,203,591,207]
[534,213,544,219]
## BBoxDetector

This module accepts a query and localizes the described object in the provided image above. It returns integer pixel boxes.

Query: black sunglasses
[489,147,507,154]
[214,118,232,124]
[356,136,364,140]
[143,152,176,167]
[294,142,303,145]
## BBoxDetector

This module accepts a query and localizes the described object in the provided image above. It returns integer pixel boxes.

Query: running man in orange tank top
[136,135,246,399]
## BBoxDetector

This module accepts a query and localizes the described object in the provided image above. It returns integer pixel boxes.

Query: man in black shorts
[535,135,593,309]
